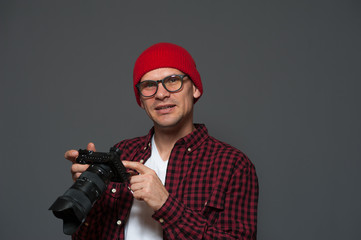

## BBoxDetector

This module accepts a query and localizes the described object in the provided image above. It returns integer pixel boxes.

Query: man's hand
[65,142,96,182]
[123,161,169,211]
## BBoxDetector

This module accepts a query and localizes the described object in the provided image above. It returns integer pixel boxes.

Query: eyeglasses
[136,74,187,97]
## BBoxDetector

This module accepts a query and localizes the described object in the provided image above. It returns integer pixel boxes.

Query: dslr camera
[49,147,129,235]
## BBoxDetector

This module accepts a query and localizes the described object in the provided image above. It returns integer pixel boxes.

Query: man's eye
[142,81,156,88]
[167,76,180,83]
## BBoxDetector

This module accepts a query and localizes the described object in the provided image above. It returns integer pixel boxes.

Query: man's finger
[71,163,89,174]
[123,161,151,175]
[87,142,96,151]
[65,150,79,163]
[73,172,83,182]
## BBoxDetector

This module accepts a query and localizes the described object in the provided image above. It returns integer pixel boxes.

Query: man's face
[139,68,201,130]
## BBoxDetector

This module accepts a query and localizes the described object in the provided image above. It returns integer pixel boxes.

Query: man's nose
[155,83,170,99]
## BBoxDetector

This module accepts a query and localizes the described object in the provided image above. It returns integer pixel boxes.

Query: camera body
[49,147,130,235]
[76,147,129,183]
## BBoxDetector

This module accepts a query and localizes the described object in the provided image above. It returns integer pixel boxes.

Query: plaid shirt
[73,124,258,240]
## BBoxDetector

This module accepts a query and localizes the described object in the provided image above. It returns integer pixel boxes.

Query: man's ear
[193,85,201,99]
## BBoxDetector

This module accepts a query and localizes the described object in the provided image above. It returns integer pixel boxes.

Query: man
[65,42,258,239]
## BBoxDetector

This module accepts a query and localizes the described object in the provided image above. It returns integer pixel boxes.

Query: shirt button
[84,222,89,227]
[187,147,191,152]
[143,146,147,151]
[159,218,164,223]
[111,188,117,193]
[140,159,144,164]
[117,220,122,226]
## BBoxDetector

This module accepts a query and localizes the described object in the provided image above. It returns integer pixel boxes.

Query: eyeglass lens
[138,75,183,97]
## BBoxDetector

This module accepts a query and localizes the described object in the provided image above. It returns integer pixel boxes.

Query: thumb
[87,142,96,152]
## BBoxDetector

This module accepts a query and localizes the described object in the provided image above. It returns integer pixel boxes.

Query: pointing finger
[122,161,151,175]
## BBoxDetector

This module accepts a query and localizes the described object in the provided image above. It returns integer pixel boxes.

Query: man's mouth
[155,104,176,110]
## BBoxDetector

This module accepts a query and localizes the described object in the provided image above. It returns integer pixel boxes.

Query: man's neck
[153,123,195,161]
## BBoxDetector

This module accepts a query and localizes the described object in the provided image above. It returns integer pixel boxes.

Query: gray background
[1,0,360,239]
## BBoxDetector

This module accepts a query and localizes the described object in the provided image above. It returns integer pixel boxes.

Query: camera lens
[49,164,113,235]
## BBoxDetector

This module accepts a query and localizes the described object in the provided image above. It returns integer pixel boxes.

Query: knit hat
[133,42,203,106]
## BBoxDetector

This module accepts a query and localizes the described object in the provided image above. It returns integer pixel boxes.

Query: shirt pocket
[202,189,225,225]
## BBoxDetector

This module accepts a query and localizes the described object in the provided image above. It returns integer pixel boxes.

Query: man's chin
[155,122,178,129]
[153,118,182,130]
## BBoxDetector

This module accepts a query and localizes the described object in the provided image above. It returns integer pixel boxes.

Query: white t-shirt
[124,136,169,240]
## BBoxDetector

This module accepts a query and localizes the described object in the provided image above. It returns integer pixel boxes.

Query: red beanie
[133,42,203,106]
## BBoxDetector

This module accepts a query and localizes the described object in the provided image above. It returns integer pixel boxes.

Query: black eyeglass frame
[136,74,188,97]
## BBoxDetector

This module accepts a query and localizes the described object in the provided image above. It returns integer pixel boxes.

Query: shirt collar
[177,123,208,150]
[141,124,209,153]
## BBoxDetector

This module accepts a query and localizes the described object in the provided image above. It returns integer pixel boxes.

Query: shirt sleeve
[152,163,259,240]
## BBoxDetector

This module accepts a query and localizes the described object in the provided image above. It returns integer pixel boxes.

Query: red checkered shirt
[72,124,258,240]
